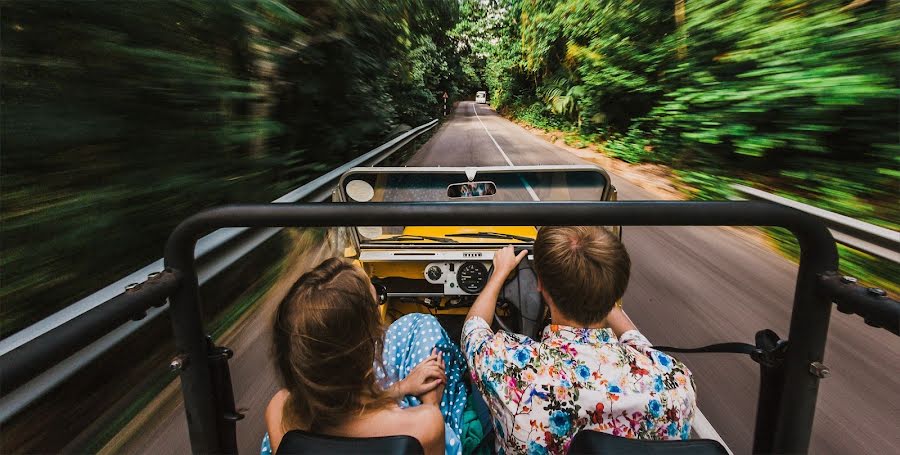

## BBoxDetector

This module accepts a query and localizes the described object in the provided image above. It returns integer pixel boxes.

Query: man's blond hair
[533,226,630,325]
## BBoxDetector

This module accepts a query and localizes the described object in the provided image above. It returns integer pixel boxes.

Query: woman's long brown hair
[272,257,391,432]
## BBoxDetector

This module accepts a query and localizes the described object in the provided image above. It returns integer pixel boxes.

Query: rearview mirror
[447,181,497,198]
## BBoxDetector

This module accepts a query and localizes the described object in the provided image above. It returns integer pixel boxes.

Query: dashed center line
[472,103,539,201]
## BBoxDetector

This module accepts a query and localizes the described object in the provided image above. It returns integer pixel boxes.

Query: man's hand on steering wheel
[465,245,540,339]
[492,245,528,282]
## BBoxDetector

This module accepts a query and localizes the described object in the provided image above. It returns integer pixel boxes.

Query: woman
[261,257,468,455]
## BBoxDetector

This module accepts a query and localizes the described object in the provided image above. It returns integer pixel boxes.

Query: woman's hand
[419,348,446,406]
[396,349,446,398]
[492,245,528,281]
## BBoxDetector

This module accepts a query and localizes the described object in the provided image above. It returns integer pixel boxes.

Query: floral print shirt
[462,317,696,455]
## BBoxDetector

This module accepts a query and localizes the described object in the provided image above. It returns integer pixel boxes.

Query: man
[462,226,696,454]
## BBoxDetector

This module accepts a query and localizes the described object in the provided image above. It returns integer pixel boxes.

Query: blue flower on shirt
[654,351,673,370]
[527,440,549,455]
[513,348,531,367]
[648,399,663,418]
[549,410,571,436]
[608,385,622,395]
[575,364,591,381]
[528,388,549,402]
[667,422,679,437]
[653,375,664,393]
[492,358,505,373]
[681,422,691,440]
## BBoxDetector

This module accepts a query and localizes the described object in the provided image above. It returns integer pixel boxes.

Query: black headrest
[567,430,729,455]
[275,429,424,455]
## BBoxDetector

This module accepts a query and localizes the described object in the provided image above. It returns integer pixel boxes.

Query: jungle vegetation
[1,0,480,336]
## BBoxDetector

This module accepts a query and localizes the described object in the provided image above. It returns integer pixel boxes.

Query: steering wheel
[495,248,545,340]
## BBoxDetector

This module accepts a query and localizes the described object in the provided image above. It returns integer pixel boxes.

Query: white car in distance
[475,91,487,104]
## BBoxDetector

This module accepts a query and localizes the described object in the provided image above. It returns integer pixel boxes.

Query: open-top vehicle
[85,164,898,454]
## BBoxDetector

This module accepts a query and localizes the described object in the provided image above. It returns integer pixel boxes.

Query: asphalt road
[128,102,898,454]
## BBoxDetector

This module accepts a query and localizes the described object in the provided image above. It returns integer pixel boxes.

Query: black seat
[567,430,729,455]
[275,429,424,455]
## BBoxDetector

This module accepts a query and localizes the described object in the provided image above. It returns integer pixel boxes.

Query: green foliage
[653,1,897,159]
[1,0,466,336]
[473,0,898,221]
[510,102,572,132]
[604,127,655,164]
[539,76,583,120]
[673,170,739,201]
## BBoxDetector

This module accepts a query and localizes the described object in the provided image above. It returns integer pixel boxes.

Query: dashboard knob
[426,265,443,281]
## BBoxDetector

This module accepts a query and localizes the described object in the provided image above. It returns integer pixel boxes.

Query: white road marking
[473,102,514,166]
[472,103,540,201]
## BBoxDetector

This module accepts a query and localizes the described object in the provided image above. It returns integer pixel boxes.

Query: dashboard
[361,250,531,297]
[424,261,490,295]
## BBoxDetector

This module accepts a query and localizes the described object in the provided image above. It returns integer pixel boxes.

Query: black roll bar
[155,201,886,454]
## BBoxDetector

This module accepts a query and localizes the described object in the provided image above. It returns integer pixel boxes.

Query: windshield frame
[337,165,613,248]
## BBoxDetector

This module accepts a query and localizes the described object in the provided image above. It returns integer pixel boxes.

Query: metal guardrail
[732,184,900,263]
[0,118,439,422]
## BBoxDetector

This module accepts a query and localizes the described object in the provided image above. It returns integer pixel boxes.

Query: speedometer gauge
[457,262,488,294]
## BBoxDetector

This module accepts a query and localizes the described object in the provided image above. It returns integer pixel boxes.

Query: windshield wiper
[445,232,534,242]
[367,234,458,244]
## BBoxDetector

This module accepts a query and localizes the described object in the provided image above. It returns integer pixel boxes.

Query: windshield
[339,166,610,244]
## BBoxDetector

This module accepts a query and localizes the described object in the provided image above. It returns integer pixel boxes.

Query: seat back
[275,429,424,455]
[567,430,729,455]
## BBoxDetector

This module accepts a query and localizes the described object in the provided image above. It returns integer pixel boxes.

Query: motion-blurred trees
[473,0,898,225]
[1,0,466,336]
